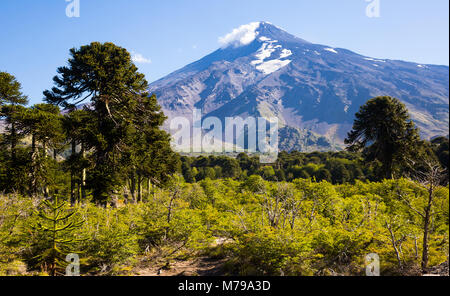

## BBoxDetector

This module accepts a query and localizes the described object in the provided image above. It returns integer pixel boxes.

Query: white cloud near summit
[218,22,261,48]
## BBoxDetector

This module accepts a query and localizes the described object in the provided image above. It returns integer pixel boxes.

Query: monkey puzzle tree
[30,196,84,276]
[345,96,423,179]
[0,71,28,110]
[44,42,175,205]
[17,104,64,197]
[121,94,180,203]
[0,72,29,192]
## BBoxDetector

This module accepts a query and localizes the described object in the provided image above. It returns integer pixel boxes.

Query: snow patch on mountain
[219,22,261,48]
[324,48,338,54]
[250,37,292,75]
[256,59,291,75]
[251,41,277,64]
[364,57,386,63]
[280,49,292,58]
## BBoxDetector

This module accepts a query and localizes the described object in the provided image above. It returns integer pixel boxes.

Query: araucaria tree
[0,72,29,192]
[345,96,423,179]
[121,93,180,203]
[19,104,64,197]
[30,196,84,276]
[44,42,176,205]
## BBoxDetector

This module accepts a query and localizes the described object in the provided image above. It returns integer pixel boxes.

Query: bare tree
[402,160,447,272]
[385,220,404,269]
[261,183,300,229]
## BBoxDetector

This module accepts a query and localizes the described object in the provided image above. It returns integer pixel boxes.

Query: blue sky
[0,0,448,105]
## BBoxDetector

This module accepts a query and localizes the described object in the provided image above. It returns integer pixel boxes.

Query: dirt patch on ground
[424,261,449,276]
[134,256,227,276]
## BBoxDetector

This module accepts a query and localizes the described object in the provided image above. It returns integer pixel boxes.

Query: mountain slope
[149,22,449,151]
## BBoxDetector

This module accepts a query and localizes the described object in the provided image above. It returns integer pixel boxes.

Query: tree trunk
[42,141,49,198]
[7,121,17,190]
[421,184,433,272]
[42,141,47,158]
[130,173,136,203]
[10,122,16,162]
[414,236,419,260]
[81,144,86,201]
[137,173,142,203]
[70,141,76,206]
[30,134,38,197]
[77,182,81,205]
[167,188,180,224]
[386,223,403,269]
[422,216,430,272]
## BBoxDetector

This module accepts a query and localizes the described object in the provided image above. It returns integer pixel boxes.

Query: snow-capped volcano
[149,22,449,151]
[218,22,308,75]
[219,21,309,47]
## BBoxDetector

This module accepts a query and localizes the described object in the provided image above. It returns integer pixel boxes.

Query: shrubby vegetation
[0,176,448,275]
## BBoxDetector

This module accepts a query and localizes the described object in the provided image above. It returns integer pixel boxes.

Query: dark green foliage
[0,72,29,193]
[431,137,449,171]
[180,151,378,184]
[316,168,332,182]
[43,42,177,204]
[345,96,424,179]
[179,144,445,185]
[0,72,28,106]
[19,104,65,197]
